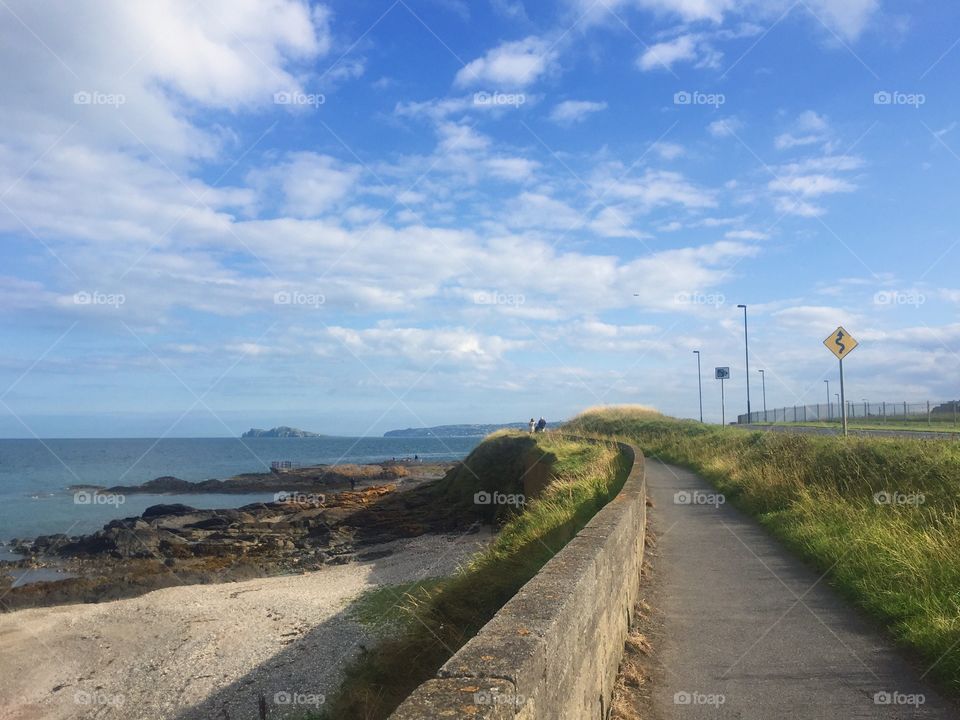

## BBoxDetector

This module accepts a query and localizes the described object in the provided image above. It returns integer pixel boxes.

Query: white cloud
[0,0,333,160]
[487,157,539,181]
[769,175,856,197]
[775,110,830,150]
[248,153,362,217]
[506,192,585,230]
[567,0,879,39]
[637,34,699,70]
[455,36,557,88]
[707,117,743,138]
[725,229,769,240]
[652,141,685,160]
[601,169,717,210]
[549,100,608,124]
[325,326,523,370]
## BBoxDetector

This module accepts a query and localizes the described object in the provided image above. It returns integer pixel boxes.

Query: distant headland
[241,426,325,438]
[384,423,528,438]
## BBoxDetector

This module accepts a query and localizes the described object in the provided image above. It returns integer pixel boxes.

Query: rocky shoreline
[1,461,478,611]
[67,460,412,495]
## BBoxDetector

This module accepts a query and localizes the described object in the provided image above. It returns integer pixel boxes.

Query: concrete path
[640,459,957,719]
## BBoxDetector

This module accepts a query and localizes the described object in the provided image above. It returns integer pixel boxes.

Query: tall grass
[567,406,960,692]
[318,432,625,719]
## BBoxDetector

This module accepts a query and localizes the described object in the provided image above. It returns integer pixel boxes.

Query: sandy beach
[0,531,488,720]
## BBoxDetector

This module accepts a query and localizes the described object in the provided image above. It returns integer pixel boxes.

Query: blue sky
[1,0,960,437]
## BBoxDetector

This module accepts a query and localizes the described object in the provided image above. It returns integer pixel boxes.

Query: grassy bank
[318,431,626,719]
[753,420,960,435]
[568,406,960,692]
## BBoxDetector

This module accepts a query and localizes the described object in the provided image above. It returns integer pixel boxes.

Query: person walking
[528,418,536,433]
[536,417,546,433]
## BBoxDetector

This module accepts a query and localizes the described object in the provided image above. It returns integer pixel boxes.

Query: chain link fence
[738,400,960,426]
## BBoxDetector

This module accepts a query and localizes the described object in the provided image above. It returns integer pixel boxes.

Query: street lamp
[758,369,767,417]
[693,350,704,423]
[737,304,751,419]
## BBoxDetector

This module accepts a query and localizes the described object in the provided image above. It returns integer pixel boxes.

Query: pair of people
[528,417,547,433]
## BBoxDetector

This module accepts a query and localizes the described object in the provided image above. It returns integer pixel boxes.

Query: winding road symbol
[823,326,858,360]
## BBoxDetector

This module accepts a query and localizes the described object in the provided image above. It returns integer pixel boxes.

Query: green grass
[567,405,960,693]
[750,420,960,435]
[349,578,448,637]
[317,431,626,719]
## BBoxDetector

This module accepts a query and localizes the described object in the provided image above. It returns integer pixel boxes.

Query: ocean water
[0,436,479,545]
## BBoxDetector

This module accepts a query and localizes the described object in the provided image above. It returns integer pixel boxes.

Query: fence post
[928,400,932,426]
[882,401,886,424]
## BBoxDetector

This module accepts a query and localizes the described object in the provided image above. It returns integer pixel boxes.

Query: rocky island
[241,425,325,438]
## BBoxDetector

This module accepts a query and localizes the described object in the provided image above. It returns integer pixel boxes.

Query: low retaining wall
[390,442,647,720]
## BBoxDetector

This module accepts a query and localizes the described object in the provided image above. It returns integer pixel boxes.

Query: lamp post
[737,304,751,418]
[758,369,767,418]
[693,350,703,423]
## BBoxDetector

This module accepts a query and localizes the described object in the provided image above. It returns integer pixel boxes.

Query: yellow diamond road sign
[823,326,859,360]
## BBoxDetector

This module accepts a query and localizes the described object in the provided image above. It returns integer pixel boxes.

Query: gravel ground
[0,530,489,720]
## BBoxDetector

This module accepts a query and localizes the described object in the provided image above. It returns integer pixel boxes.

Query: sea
[0,436,480,554]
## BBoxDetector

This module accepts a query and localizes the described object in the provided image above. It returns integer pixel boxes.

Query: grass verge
[316,431,626,719]
[567,405,960,693]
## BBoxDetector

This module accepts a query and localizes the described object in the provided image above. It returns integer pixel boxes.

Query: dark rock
[142,504,197,519]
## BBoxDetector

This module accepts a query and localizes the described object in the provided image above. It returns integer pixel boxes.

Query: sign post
[715,367,730,425]
[823,326,859,436]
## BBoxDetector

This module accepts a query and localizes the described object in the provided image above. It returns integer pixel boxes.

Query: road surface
[635,459,957,719]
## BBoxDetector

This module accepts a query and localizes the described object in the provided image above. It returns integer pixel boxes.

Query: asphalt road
[640,459,957,719]
[739,424,959,440]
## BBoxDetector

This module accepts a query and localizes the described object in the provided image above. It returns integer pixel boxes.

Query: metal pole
[839,358,847,436]
[721,378,726,425]
[825,380,830,420]
[738,304,751,415]
[759,369,767,414]
[694,351,703,423]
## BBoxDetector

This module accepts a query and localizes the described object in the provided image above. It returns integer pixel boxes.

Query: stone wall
[390,442,646,720]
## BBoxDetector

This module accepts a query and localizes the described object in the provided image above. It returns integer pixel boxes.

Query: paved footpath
[641,459,958,719]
